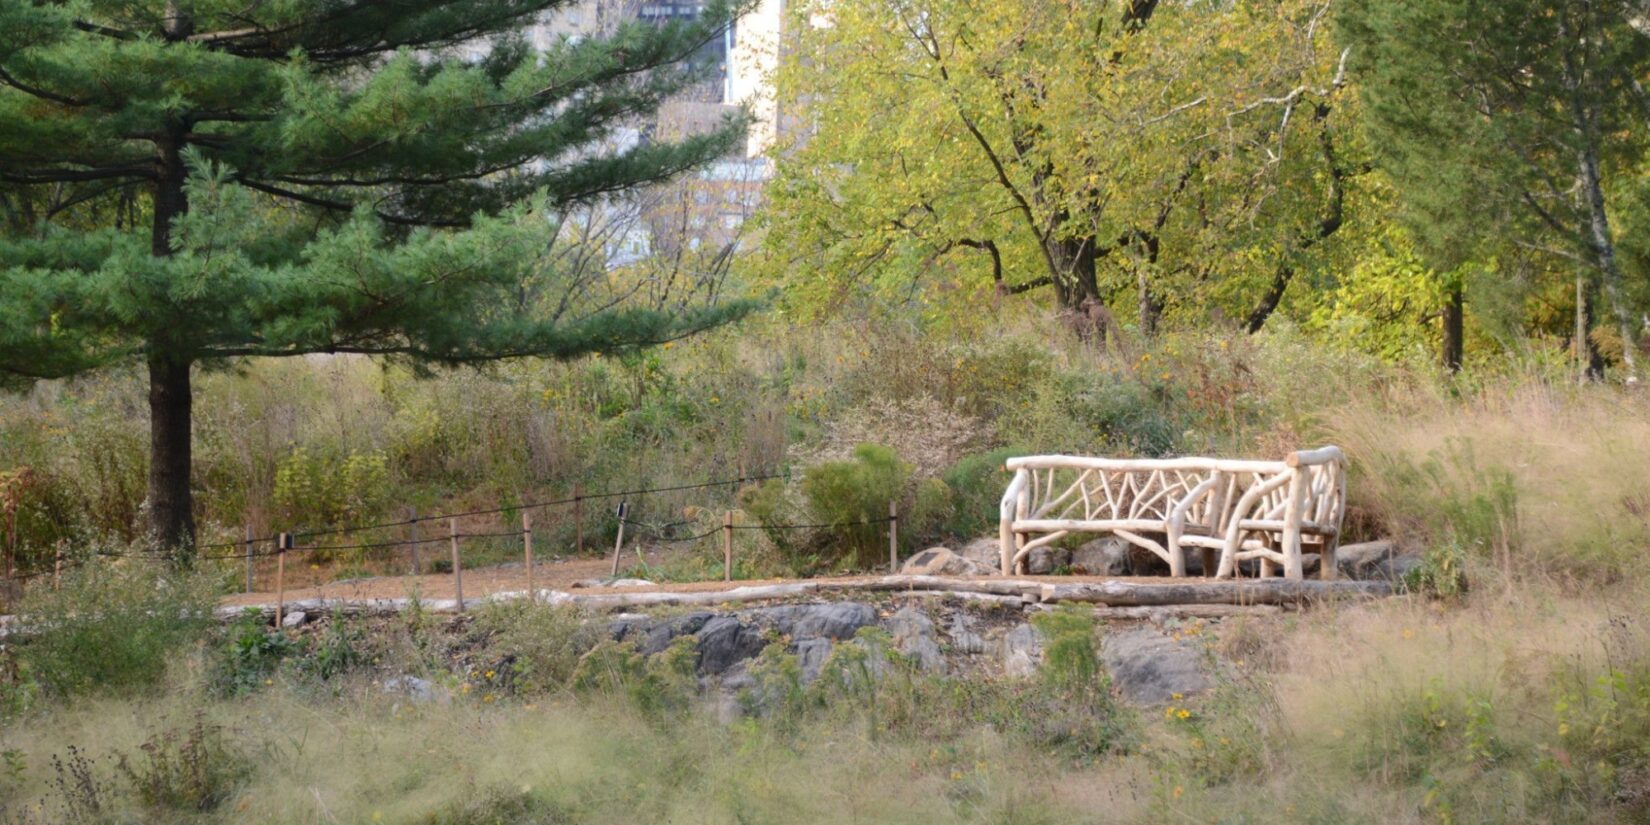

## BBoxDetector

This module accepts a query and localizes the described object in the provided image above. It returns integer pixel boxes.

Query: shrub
[801,444,910,569]
[475,601,598,694]
[940,446,1026,539]
[114,715,249,814]
[17,560,214,697]
[570,636,699,719]
[272,445,392,530]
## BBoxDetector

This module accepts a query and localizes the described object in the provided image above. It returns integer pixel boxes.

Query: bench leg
[1319,536,1339,581]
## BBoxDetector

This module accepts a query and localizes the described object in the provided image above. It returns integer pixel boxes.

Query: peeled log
[1040,579,1388,606]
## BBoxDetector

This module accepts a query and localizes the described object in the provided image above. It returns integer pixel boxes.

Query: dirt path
[218,552,1180,608]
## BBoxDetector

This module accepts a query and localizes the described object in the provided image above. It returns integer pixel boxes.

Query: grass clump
[12,559,214,700]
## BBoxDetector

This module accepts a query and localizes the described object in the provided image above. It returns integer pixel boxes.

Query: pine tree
[1338,0,1649,380]
[0,0,753,551]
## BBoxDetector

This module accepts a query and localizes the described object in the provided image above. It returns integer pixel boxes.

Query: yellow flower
[1177,709,1191,720]
[1165,707,1176,719]
[1171,693,1183,700]
[485,670,496,679]
[483,694,495,704]
[1172,785,1183,800]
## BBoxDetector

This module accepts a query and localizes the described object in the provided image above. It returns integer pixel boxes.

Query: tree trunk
[147,352,195,551]
[146,120,196,551]
[1578,145,1640,383]
[1442,283,1464,373]
[1047,234,1100,310]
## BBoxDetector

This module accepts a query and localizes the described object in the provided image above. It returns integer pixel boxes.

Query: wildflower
[1171,692,1183,700]
[1172,785,1184,800]
[1178,709,1191,720]
[485,670,496,679]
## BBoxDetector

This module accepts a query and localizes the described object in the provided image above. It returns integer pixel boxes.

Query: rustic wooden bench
[997,447,1346,580]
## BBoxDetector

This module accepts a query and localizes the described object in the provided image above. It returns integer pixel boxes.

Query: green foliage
[474,601,599,695]
[211,613,300,697]
[1030,609,1102,696]
[940,447,1025,538]
[16,560,214,697]
[570,636,699,719]
[801,444,910,569]
[273,446,392,530]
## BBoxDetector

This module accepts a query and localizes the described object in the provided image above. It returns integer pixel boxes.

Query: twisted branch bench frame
[998,447,1346,580]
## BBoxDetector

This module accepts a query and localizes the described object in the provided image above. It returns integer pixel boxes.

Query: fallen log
[1039,579,1389,606]
[1028,603,1285,620]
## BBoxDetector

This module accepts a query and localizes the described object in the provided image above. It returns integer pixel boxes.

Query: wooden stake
[889,500,899,574]
[275,532,289,628]
[610,501,627,577]
[53,543,62,591]
[723,510,734,582]
[408,506,420,576]
[244,524,254,593]
[449,518,464,613]
[573,484,584,555]
[523,511,535,602]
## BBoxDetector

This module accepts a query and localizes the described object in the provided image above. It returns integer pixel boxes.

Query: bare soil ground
[219,545,1174,607]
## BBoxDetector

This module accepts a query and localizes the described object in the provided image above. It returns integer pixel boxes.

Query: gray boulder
[1027,546,1072,575]
[795,637,834,684]
[900,546,997,577]
[1070,537,1132,576]
[946,613,986,656]
[957,536,1004,570]
[1100,627,1209,705]
[694,616,769,676]
[998,623,1043,677]
[754,602,877,640]
[281,610,308,628]
[886,606,946,673]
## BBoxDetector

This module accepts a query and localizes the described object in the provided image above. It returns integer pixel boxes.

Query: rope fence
[3,470,914,621]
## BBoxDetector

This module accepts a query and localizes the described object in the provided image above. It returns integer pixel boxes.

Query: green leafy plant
[18,560,214,697]
[801,444,910,569]
[212,612,299,697]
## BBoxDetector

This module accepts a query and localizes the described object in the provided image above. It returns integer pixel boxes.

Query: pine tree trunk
[1442,284,1464,373]
[147,352,195,551]
[146,122,196,551]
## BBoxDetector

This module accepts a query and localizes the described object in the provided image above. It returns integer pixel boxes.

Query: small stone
[382,675,443,703]
[281,610,307,628]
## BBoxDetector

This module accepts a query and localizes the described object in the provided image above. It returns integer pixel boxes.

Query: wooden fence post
[408,506,420,576]
[523,511,535,602]
[53,543,62,591]
[889,500,899,573]
[244,524,254,593]
[275,532,289,628]
[449,518,464,613]
[573,484,584,555]
[723,510,734,582]
[610,501,627,577]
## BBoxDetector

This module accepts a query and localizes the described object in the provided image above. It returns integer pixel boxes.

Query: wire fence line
[5,470,914,608]
[196,471,787,551]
